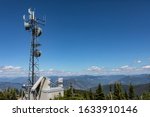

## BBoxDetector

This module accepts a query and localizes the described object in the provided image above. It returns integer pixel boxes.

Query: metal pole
[32,28,35,85]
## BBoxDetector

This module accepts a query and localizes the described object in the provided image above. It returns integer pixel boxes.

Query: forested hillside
[55,83,150,100]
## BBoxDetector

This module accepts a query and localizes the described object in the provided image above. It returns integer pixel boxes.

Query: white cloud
[120,65,134,70]
[137,60,142,63]
[142,65,150,69]
[111,68,120,72]
[87,66,103,72]
[120,65,129,69]
[110,65,138,75]
[40,69,79,76]
[112,65,134,72]
[40,66,105,76]
[0,65,27,77]
[1,64,150,78]
[85,66,107,75]
[0,66,22,71]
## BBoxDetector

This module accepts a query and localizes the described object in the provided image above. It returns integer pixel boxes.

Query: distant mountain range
[0,74,150,92]
[0,82,22,90]
[62,74,150,90]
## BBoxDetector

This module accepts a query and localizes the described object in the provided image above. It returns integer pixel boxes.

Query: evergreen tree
[106,92,113,100]
[109,84,113,92]
[124,90,128,100]
[128,84,135,100]
[89,89,94,100]
[0,88,18,100]
[65,88,72,97]
[95,84,105,100]
[106,84,113,100]
[0,91,5,100]
[65,83,74,98]
[83,91,89,100]
[113,82,124,100]
[141,92,150,100]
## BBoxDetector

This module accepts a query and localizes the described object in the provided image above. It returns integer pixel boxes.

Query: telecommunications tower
[23,8,45,99]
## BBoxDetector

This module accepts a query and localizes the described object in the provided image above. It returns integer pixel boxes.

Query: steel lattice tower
[23,8,45,99]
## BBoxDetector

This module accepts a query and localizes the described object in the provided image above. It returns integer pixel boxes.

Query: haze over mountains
[0,74,150,92]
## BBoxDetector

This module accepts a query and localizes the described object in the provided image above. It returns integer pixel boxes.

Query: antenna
[23,8,45,99]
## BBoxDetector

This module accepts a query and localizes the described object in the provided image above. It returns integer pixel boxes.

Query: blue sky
[1,0,150,77]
